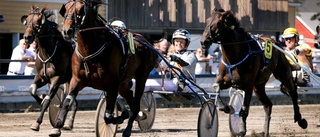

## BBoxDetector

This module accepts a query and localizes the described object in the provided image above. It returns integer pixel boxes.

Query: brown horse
[200,8,307,136]
[21,6,76,131]
[49,0,158,137]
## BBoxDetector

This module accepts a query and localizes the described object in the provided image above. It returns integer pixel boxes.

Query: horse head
[60,0,103,41]
[59,0,87,41]
[200,8,224,51]
[21,5,54,44]
[200,9,241,51]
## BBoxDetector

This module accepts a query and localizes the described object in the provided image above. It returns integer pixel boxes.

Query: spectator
[7,39,34,75]
[25,40,37,75]
[151,37,170,76]
[158,38,170,57]
[167,43,175,56]
[195,47,213,74]
[282,27,313,86]
[153,37,170,56]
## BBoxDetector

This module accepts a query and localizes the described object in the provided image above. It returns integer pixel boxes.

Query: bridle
[60,0,87,41]
[23,7,45,42]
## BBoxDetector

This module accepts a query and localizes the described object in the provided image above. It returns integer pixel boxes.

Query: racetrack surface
[0,104,319,137]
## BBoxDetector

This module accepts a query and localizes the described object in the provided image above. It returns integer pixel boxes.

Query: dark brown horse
[21,5,76,131]
[200,8,307,136]
[49,0,157,137]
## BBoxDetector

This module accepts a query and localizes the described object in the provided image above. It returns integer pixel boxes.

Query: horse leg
[103,89,126,124]
[62,83,78,130]
[213,78,232,113]
[274,69,308,129]
[31,81,60,131]
[254,84,273,137]
[63,99,78,130]
[49,80,81,136]
[121,79,145,137]
[280,82,308,128]
[29,76,46,105]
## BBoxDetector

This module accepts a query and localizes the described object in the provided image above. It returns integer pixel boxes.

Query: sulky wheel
[197,99,218,137]
[137,92,156,131]
[95,97,118,137]
[48,85,65,127]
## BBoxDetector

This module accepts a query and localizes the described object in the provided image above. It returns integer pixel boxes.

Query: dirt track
[0,104,320,137]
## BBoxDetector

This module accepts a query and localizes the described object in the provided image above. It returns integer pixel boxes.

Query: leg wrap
[64,95,74,110]
[29,84,37,95]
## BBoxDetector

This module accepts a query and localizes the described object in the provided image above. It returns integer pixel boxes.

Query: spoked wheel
[137,92,156,131]
[197,100,218,137]
[229,90,245,137]
[95,97,118,137]
[48,85,65,127]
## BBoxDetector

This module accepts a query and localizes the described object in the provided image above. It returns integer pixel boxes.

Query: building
[295,0,320,47]
[0,0,300,74]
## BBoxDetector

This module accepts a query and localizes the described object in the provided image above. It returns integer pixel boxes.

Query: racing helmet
[172,28,191,46]
[111,20,127,30]
[282,27,299,39]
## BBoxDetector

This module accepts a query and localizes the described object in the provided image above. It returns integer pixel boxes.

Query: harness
[221,36,263,82]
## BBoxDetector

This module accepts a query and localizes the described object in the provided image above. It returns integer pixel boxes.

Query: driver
[282,27,313,86]
[110,20,128,34]
[130,29,197,93]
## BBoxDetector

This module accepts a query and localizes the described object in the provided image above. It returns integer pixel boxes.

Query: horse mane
[81,2,105,27]
[43,9,54,18]
[222,10,251,38]
[41,9,60,34]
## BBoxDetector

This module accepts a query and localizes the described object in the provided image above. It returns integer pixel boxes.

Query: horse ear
[41,14,46,25]
[21,15,28,25]
[31,5,34,11]
[59,4,66,17]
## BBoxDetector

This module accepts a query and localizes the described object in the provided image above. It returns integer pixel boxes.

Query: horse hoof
[62,124,73,130]
[220,105,232,114]
[49,128,61,137]
[298,118,308,129]
[30,122,40,131]
[62,119,74,130]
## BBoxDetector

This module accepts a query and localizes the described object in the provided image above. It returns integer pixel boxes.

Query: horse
[49,0,158,137]
[200,8,307,136]
[21,5,76,131]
